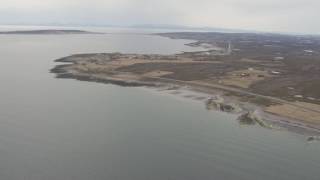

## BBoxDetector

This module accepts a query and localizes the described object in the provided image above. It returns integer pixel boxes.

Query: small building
[304,50,314,53]
[271,71,281,75]
[294,95,303,98]
[274,57,284,61]
[239,73,250,77]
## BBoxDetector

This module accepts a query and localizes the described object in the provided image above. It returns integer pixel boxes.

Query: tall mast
[227,41,232,54]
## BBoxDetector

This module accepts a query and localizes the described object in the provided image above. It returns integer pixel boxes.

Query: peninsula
[0,29,99,35]
[51,32,320,135]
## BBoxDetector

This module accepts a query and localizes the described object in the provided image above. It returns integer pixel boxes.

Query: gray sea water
[0,26,319,180]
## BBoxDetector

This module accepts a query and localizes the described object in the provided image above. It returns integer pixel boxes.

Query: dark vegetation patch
[117,62,243,81]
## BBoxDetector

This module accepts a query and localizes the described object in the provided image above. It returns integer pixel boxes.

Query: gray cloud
[0,0,319,34]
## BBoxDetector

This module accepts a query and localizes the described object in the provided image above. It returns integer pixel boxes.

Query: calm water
[0,27,319,180]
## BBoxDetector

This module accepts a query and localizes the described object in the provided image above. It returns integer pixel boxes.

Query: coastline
[51,58,320,136]
[49,32,320,138]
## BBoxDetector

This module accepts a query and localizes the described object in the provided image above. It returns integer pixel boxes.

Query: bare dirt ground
[266,102,320,125]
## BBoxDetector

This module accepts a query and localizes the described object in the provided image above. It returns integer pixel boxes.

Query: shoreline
[51,61,320,136]
[50,31,320,138]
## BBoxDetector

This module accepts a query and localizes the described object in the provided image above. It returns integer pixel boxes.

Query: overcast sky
[0,0,319,34]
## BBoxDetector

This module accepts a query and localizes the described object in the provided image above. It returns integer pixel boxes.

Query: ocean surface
[0,26,319,180]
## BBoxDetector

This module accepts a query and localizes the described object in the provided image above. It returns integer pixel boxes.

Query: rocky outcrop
[238,110,274,128]
[307,136,320,142]
[206,95,242,113]
[205,96,275,128]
